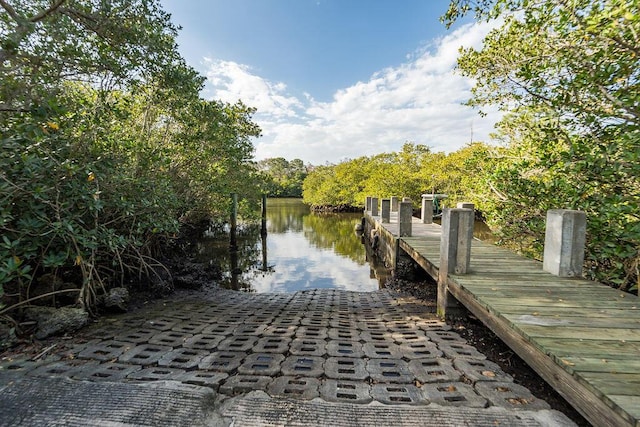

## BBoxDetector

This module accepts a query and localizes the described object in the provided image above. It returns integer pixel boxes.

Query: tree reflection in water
[194,198,388,293]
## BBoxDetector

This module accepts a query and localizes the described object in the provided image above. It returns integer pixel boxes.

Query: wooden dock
[367,213,640,427]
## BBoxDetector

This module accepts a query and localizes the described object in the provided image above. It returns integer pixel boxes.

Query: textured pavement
[0,288,576,426]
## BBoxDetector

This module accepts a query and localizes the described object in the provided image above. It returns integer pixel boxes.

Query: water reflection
[194,198,386,293]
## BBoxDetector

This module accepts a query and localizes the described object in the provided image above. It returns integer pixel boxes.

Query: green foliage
[302,142,492,209]
[0,0,264,311]
[257,158,308,197]
[445,0,640,290]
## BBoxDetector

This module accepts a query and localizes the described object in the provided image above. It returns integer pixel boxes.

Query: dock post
[438,208,474,318]
[390,196,399,212]
[371,197,379,217]
[543,209,586,277]
[457,202,474,211]
[398,200,413,237]
[421,194,434,224]
[365,196,372,213]
[381,199,391,223]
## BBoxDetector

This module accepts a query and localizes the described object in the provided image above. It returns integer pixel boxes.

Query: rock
[24,306,88,340]
[103,287,130,313]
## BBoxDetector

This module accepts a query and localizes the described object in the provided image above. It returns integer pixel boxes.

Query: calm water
[195,198,387,293]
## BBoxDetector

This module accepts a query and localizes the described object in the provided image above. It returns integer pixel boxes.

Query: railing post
[398,200,413,237]
[390,196,399,212]
[438,208,474,318]
[457,202,474,210]
[421,194,434,224]
[381,198,391,223]
[543,209,586,277]
[365,196,372,213]
[371,197,379,217]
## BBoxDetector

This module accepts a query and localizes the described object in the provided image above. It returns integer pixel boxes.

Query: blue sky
[160,0,501,164]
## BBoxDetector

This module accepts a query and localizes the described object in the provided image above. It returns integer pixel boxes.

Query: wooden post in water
[398,200,413,237]
[438,207,474,318]
[261,194,267,236]
[371,197,379,217]
[421,194,434,224]
[543,209,586,277]
[230,193,238,250]
[381,199,391,223]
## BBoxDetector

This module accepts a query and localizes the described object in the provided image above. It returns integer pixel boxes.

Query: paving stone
[28,360,91,378]
[289,338,327,356]
[233,324,268,336]
[391,330,427,344]
[198,351,245,372]
[329,318,357,329]
[324,357,368,380]
[175,370,228,389]
[326,340,364,358]
[217,335,259,352]
[453,358,513,383]
[359,330,393,343]
[368,358,414,383]
[425,330,466,344]
[422,382,489,408]
[117,328,156,344]
[370,384,427,405]
[170,321,207,334]
[237,353,284,376]
[439,343,487,360]
[280,355,324,377]
[386,321,419,333]
[0,357,40,374]
[158,348,208,370]
[268,376,320,399]
[144,317,178,331]
[398,341,443,359]
[415,320,451,331]
[475,381,551,410]
[253,336,291,353]
[408,358,462,383]
[299,317,331,327]
[118,343,172,366]
[201,323,236,336]
[73,362,141,381]
[320,379,372,404]
[262,325,297,337]
[182,334,225,350]
[148,331,192,348]
[77,340,131,361]
[362,342,402,359]
[126,366,184,381]
[83,325,119,340]
[327,328,360,341]
[295,326,328,339]
[242,315,276,325]
[357,320,388,332]
[270,316,302,326]
[220,375,274,395]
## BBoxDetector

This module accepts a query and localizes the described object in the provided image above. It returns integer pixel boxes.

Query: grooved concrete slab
[0,375,218,427]
[223,393,575,426]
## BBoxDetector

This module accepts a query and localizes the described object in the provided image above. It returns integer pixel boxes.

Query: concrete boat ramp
[0,288,576,426]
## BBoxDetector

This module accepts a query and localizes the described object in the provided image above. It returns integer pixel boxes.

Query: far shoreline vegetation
[1,0,637,341]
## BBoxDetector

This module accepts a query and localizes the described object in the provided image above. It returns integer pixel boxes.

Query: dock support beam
[543,209,586,277]
[381,199,391,223]
[438,208,474,318]
[421,195,433,224]
[398,201,413,237]
[365,196,372,213]
[371,197,379,217]
[390,196,399,212]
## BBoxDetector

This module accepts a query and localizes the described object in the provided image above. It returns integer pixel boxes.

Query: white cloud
[203,21,501,164]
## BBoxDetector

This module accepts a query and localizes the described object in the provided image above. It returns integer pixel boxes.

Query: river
[194,198,388,293]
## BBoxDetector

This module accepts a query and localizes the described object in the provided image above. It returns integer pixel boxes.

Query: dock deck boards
[368,213,640,427]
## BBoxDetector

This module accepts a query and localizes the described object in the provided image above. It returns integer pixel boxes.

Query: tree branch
[30,0,67,23]
[0,0,21,22]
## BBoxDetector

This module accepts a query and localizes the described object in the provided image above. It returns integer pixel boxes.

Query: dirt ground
[384,277,591,427]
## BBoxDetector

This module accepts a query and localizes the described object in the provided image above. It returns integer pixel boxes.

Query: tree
[444,0,640,290]
[257,157,308,197]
